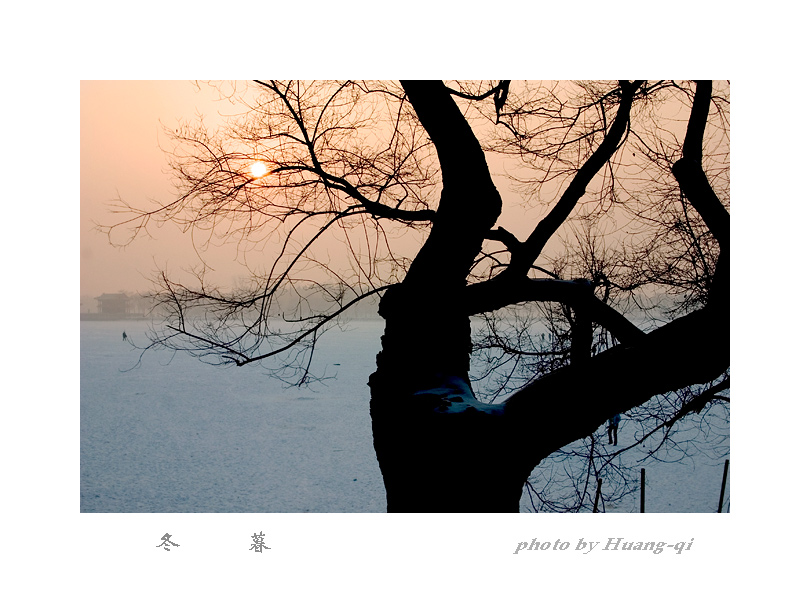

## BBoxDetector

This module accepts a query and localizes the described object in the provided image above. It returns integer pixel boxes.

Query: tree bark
[369,81,526,511]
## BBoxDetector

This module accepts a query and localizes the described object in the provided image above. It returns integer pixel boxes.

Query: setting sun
[250,161,268,178]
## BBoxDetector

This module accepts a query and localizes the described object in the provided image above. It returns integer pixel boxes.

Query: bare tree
[104,80,729,512]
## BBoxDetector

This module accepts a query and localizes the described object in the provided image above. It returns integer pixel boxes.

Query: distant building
[95,293,130,316]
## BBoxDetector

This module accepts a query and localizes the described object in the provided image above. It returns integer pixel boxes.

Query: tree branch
[169,284,393,366]
[682,80,712,163]
[485,226,523,253]
[670,81,729,310]
[397,80,502,287]
[315,168,436,222]
[503,305,728,457]
[507,81,644,277]
[465,277,645,345]
[672,80,728,247]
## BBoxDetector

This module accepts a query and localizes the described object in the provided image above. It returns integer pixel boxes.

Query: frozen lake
[81,319,729,513]
[81,319,388,512]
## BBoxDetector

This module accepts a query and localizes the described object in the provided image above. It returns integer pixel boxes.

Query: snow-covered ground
[81,319,729,513]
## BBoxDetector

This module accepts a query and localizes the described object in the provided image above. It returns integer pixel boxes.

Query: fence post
[640,468,645,513]
[593,478,602,513]
[717,459,730,513]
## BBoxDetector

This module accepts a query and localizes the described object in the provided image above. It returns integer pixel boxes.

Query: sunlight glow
[250,161,268,178]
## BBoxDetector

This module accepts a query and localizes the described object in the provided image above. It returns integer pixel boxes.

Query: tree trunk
[366,80,527,512]
[368,312,536,512]
[368,284,550,512]
[369,398,534,512]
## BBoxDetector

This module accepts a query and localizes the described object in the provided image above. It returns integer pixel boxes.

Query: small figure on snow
[122,331,128,341]
[607,414,621,446]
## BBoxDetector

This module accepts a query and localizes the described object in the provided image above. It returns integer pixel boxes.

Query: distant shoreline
[79,313,383,322]
[80,313,149,322]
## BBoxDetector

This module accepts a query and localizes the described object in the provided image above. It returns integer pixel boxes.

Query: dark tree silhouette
[105,80,729,512]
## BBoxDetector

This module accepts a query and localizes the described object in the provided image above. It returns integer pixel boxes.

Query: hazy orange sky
[81,81,240,297]
[81,80,734,306]
[80,80,544,299]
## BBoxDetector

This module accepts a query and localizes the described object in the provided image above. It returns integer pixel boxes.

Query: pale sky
[81,81,244,297]
[80,80,545,299]
[79,80,730,303]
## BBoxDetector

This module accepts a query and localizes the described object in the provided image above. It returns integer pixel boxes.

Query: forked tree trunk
[368,287,548,512]
[367,277,729,512]
[367,309,729,512]
[366,81,524,511]
[366,80,729,512]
